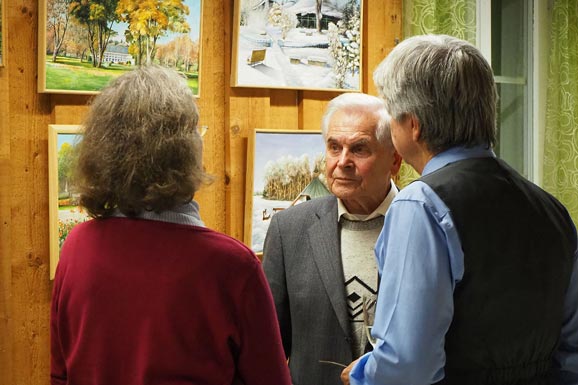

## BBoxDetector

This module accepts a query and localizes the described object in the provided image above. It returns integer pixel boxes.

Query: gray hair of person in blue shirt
[320,92,395,150]
[372,34,498,154]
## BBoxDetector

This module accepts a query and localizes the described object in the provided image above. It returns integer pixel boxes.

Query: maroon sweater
[51,217,291,385]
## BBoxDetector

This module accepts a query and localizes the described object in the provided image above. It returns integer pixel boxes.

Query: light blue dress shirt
[350,146,578,385]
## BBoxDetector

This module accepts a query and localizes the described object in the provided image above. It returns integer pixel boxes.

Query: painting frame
[0,0,5,67]
[48,124,88,279]
[244,128,330,256]
[38,0,203,97]
[231,0,363,92]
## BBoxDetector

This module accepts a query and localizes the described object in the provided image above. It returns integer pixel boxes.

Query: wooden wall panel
[0,59,11,385]
[2,1,53,385]
[299,91,337,130]
[365,0,403,96]
[51,95,90,125]
[269,90,300,130]
[226,88,272,238]
[194,0,227,232]
[0,0,402,384]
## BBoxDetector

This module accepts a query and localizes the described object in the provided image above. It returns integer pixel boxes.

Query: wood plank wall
[0,0,401,383]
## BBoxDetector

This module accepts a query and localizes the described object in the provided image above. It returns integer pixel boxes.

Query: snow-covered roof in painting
[284,0,347,18]
[298,177,331,200]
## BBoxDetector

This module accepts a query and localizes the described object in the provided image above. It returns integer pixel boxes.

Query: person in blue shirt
[341,34,578,385]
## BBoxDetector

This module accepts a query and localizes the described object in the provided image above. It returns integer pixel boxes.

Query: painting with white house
[39,0,202,95]
[232,0,362,91]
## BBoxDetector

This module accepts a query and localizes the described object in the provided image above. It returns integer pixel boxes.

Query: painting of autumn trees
[41,0,201,95]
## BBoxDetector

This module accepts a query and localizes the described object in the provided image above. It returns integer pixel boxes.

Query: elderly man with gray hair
[263,92,402,385]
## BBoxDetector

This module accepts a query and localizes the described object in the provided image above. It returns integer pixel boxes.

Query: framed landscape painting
[244,129,330,255]
[39,0,203,96]
[232,0,363,91]
[48,125,89,279]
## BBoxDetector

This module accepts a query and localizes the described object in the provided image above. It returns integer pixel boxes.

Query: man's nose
[337,149,352,167]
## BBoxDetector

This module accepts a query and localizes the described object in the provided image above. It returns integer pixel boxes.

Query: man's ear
[409,114,421,143]
[391,150,403,176]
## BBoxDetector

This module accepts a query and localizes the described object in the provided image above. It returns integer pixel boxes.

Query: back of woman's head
[76,65,209,218]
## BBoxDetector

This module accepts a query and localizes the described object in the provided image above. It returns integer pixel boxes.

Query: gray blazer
[262,196,353,385]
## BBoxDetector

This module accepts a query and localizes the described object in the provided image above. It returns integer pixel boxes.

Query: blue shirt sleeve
[350,182,464,385]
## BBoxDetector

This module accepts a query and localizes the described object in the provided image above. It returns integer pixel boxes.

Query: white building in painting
[285,0,345,30]
[102,44,134,65]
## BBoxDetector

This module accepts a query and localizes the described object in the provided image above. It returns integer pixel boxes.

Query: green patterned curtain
[394,0,477,188]
[543,0,578,225]
[404,0,477,42]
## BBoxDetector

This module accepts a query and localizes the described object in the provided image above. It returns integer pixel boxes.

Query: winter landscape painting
[39,0,202,95]
[48,125,89,279]
[232,0,362,91]
[245,129,331,254]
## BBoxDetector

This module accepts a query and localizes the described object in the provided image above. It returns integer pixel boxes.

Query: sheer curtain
[404,0,476,43]
[394,0,476,188]
[543,0,578,224]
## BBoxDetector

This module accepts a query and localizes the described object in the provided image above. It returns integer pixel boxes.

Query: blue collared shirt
[350,146,578,385]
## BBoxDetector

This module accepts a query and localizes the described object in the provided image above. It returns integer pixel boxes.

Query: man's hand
[340,358,360,385]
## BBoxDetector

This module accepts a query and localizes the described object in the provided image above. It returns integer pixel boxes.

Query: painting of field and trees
[245,129,331,254]
[40,0,202,95]
[55,133,88,246]
[48,125,89,279]
[232,0,362,91]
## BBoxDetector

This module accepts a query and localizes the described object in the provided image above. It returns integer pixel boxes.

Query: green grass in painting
[46,57,131,91]
[185,76,199,95]
[45,56,199,95]
[58,205,78,210]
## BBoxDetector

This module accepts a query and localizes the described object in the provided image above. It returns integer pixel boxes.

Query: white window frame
[476,0,547,183]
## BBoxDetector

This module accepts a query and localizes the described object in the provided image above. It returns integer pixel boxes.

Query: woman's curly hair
[74,65,211,218]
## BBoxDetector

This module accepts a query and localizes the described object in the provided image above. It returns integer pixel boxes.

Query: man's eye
[353,146,370,154]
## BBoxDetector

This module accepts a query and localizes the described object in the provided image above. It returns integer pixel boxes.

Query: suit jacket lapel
[308,198,350,337]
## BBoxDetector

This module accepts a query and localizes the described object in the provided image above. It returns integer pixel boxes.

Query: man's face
[325,109,399,215]
[389,113,427,174]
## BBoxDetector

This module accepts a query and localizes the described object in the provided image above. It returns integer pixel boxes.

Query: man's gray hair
[373,34,497,154]
[321,92,393,147]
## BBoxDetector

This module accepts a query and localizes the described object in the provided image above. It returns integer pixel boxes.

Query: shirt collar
[111,200,205,227]
[422,145,496,176]
[337,180,398,222]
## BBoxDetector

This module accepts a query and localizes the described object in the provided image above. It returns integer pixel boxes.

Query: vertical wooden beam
[227,88,272,240]
[365,0,403,96]
[195,0,227,233]
[0,62,12,385]
[6,1,53,384]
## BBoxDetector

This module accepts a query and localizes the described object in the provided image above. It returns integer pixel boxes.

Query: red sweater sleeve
[235,260,292,385]
[50,242,69,385]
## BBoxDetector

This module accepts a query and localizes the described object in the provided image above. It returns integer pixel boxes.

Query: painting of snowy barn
[232,0,362,91]
[244,129,331,254]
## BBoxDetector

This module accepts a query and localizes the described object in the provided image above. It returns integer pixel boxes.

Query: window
[478,0,543,181]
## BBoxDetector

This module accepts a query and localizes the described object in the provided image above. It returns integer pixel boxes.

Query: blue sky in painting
[112,0,201,44]
[253,131,325,192]
[57,134,81,151]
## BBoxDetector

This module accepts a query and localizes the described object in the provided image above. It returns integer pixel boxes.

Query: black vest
[419,157,576,385]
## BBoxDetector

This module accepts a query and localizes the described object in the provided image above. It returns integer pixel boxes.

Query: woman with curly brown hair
[50,65,291,385]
